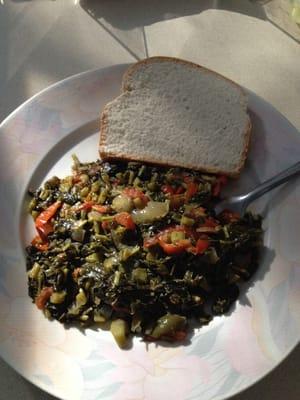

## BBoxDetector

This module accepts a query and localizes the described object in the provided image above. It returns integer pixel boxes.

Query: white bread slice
[100,57,251,177]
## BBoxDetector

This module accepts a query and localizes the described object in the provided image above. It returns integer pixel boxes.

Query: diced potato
[110,319,129,348]
[50,291,66,304]
[28,262,40,279]
[76,288,87,307]
[151,314,186,339]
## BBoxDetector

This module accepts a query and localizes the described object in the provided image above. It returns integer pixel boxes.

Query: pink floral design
[96,344,210,400]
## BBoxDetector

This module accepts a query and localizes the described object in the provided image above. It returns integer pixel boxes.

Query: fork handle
[243,161,300,206]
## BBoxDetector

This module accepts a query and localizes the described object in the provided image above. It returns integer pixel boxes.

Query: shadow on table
[80,0,267,30]
[78,0,268,59]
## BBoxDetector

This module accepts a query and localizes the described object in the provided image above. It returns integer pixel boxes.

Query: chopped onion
[112,194,133,213]
[132,201,169,224]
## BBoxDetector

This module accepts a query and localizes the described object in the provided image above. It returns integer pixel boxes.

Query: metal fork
[215,161,300,215]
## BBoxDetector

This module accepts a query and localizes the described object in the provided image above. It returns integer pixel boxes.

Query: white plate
[0,64,299,400]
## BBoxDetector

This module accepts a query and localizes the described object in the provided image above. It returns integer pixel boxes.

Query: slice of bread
[100,57,251,177]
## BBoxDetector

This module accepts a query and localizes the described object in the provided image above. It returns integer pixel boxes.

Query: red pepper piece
[77,201,95,211]
[161,185,175,195]
[212,175,228,197]
[203,217,219,228]
[185,181,198,202]
[219,209,240,223]
[195,238,210,254]
[92,204,110,213]
[158,238,191,255]
[35,287,53,310]
[35,201,62,240]
[31,235,49,251]
[115,212,136,230]
[123,188,149,205]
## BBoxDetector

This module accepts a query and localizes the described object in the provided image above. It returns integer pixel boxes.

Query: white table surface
[0,1,299,399]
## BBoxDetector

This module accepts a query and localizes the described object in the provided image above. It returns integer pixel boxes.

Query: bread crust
[99,56,251,177]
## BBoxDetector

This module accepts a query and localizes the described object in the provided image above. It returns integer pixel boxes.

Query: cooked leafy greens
[26,156,263,347]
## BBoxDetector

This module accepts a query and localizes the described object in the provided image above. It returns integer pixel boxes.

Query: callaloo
[26,156,262,348]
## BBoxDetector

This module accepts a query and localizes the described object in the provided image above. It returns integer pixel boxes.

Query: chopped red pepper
[72,267,82,280]
[161,185,175,195]
[36,222,54,240]
[183,175,193,183]
[144,226,191,255]
[189,206,206,218]
[195,238,210,254]
[35,287,53,310]
[219,209,240,223]
[203,217,219,228]
[144,236,159,248]
[212,175,228,197]
[115,212,136,230]
[158,238,191,255]
[31,235,49,251]
[92,204,110,213]
[167,330,188,341]
[175,186,185,194]
[185,181,198,202]
[112,304,131,314]
[188,237,210,255]
[35,201,62,240]
[169,194,185,210]
[72,175,82,184]
[101,220,112,231]
[123,188,149,205]
[77,201,94,211]
[112,178,121,186]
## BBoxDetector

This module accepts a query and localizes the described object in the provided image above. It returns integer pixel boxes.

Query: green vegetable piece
[151,314,187,339]
[132,268,148,284]
[128,170,135,185]
[133,197,145,209]
[101,173,111,185]
[180,215,195,226]
[94,313,106,323]
[71,227,86,242]
[31,210,39,220]
[45,176,61,189]
[39,189,50,200]
[72,154,81,168]
[93,220,100,234]
[103,256,119,272]
[28,262,40,279]
[147,181,158,192]
[110,319,129,348]
[85,253,101,263]
[170,231,185,243]
[207,247,219,264]
[133,177,141,187]
[76,288,87,307]
[50,291,66,304]
[91,181,101,193]
[28,198,37,212]
[131,314,142,333]
[119,245,140,261]
[88,211,103,222]
[113,270,122,287]
[79,174,89,184]
[80,186,90,198]
[98,188,108,204]
[59,176,73,192]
